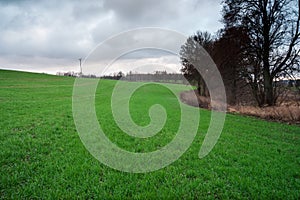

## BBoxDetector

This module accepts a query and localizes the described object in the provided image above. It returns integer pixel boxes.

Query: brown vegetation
[180,90,300,124]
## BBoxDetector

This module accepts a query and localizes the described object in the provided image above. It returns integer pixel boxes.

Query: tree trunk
[262,2,274,106]
[197,78,201,95]
[263,69,274,106]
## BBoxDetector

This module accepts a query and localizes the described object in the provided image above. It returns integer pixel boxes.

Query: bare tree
[212,27,250,104]
[180,29,249,104]
[180,31,213,96]
[223,0,300,106]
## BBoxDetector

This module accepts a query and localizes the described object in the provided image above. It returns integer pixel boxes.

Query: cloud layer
[0,0,223,74]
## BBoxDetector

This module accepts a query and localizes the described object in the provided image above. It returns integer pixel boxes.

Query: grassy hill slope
[0,69,299,199]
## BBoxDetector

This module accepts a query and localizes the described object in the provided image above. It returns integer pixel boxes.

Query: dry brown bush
[180,90,300,124]
[230,105,300,123]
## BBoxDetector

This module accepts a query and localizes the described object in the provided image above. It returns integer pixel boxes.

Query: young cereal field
[0,69,299,199]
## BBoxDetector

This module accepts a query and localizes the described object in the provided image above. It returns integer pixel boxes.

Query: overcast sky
[0,0,223,75]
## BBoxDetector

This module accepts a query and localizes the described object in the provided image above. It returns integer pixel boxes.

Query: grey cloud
[0,0,223,74]
[103,0,180,23]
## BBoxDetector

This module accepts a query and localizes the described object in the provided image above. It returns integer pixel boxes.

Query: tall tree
[212,27,250,104]
[180,31,213,96]
[223,0,300,106]
[180,29,248,104]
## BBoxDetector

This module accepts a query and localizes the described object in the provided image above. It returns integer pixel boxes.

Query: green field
[0,69,299,199]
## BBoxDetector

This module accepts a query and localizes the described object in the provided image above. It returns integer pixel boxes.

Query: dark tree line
[101,71,124,80]
[180,28,248,104]
[181,0,300,106]
[101,71,186,83]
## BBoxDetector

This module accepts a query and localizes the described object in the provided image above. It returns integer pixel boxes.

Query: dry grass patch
[229,105,300,124]
[180,90,300,124]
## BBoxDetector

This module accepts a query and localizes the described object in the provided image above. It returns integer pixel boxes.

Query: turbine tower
[78,58,82,77]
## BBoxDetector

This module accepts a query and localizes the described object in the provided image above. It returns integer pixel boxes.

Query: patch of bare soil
[180,90,300,125]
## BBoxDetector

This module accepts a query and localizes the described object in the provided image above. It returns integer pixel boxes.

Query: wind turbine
[78,58,82,77]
